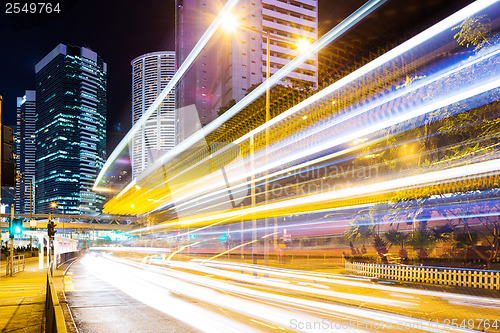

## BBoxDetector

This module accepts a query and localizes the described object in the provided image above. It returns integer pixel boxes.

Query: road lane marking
[249,319,285,330]
[64,276,75,292]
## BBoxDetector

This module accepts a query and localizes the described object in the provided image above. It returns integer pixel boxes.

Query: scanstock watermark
[289,318,498,331]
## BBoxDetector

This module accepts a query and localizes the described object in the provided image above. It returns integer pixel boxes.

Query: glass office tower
[35,44,107,214]
[15,90,36,214]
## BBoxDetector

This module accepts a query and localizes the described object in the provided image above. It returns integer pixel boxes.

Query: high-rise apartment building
[175,0,220,128]
[35,44,107,214]
[175,0,318,126]
[131,51,176,178]
[15,90,36,214]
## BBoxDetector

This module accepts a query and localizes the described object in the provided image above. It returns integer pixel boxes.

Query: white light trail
[233,0,499,146]
[84,255,481,333]
[141,1,500,216]
[81,255,256,333]
[245,78,500,183]
[102,0,389,193]
[83,255,341,333]
[195,260,500,307]
[94,0,241,190]
[164,260,414,307]
[156,156,500,229]
[167,44,500,199]
[149,73,500,216]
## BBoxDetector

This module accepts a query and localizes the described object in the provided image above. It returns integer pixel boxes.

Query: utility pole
[264,30,270,264]
[0,95,2,204]
[9,205,14,276]
[0,95,2,272]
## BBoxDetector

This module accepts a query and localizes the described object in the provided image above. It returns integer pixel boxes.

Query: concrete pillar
[39,234,44,269]
[54,238,59,266]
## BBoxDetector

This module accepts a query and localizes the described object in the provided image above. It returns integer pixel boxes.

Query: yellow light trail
[167,241,201,261]
[104,0,500,218]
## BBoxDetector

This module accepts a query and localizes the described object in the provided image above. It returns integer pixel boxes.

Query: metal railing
[56,250,81,268]
[346,261,500,290]
[6,254,25,275]
[45,262,68,333]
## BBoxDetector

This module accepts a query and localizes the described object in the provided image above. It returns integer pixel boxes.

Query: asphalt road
[64,260,200,333]
[63,253,500,333]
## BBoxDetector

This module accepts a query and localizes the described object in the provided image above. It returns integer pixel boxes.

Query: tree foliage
[453,15,493,51]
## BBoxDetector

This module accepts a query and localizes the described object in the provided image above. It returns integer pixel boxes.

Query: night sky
[0,0,176,154]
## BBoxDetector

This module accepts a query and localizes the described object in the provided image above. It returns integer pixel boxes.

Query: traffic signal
[1,125,16,187]
[9,217,23,238]
[47,221,57,237]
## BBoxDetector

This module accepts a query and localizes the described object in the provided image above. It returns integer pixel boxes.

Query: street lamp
[223,14,311,263]
[50,202,65,237]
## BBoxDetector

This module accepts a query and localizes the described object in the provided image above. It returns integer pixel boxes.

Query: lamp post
[223,15,310,264]
[50,202,64,237]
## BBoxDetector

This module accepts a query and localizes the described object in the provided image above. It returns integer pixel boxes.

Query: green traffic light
[10,217,23,237]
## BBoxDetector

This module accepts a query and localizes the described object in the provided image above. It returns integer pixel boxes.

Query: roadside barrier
[56,250,82,268]
[345,261,500,290]
[45,262,68,333]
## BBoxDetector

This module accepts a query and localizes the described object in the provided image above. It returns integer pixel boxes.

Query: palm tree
[452,232,479,262]
[408,229,435,263]
[343,223,376,244]
[373,234,389,262]
[384,229,410,259]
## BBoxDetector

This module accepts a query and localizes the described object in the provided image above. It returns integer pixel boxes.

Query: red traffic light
[47,221,57,237]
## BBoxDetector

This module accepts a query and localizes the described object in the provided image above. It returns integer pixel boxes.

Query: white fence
[345,261,500,290]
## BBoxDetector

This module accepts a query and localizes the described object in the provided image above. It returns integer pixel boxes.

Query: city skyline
[0,0,358,156]
[0,0,177,157]
[1,1,499,332]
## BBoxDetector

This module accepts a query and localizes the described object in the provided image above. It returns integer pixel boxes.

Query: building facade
[131,51,176,178]
[175,0,318,128]
[175,0,220,130]
[35,44,107,214]
[15,90,36,214]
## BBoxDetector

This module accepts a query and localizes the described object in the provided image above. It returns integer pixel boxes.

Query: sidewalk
[0,258,47,333]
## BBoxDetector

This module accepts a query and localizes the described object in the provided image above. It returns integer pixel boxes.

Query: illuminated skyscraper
[15,90,36,214]
[35,44,107,214]
[175,0,318,124]
[131,51,176,178]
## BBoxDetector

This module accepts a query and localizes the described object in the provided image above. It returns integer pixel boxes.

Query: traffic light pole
[47,213,52,268]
